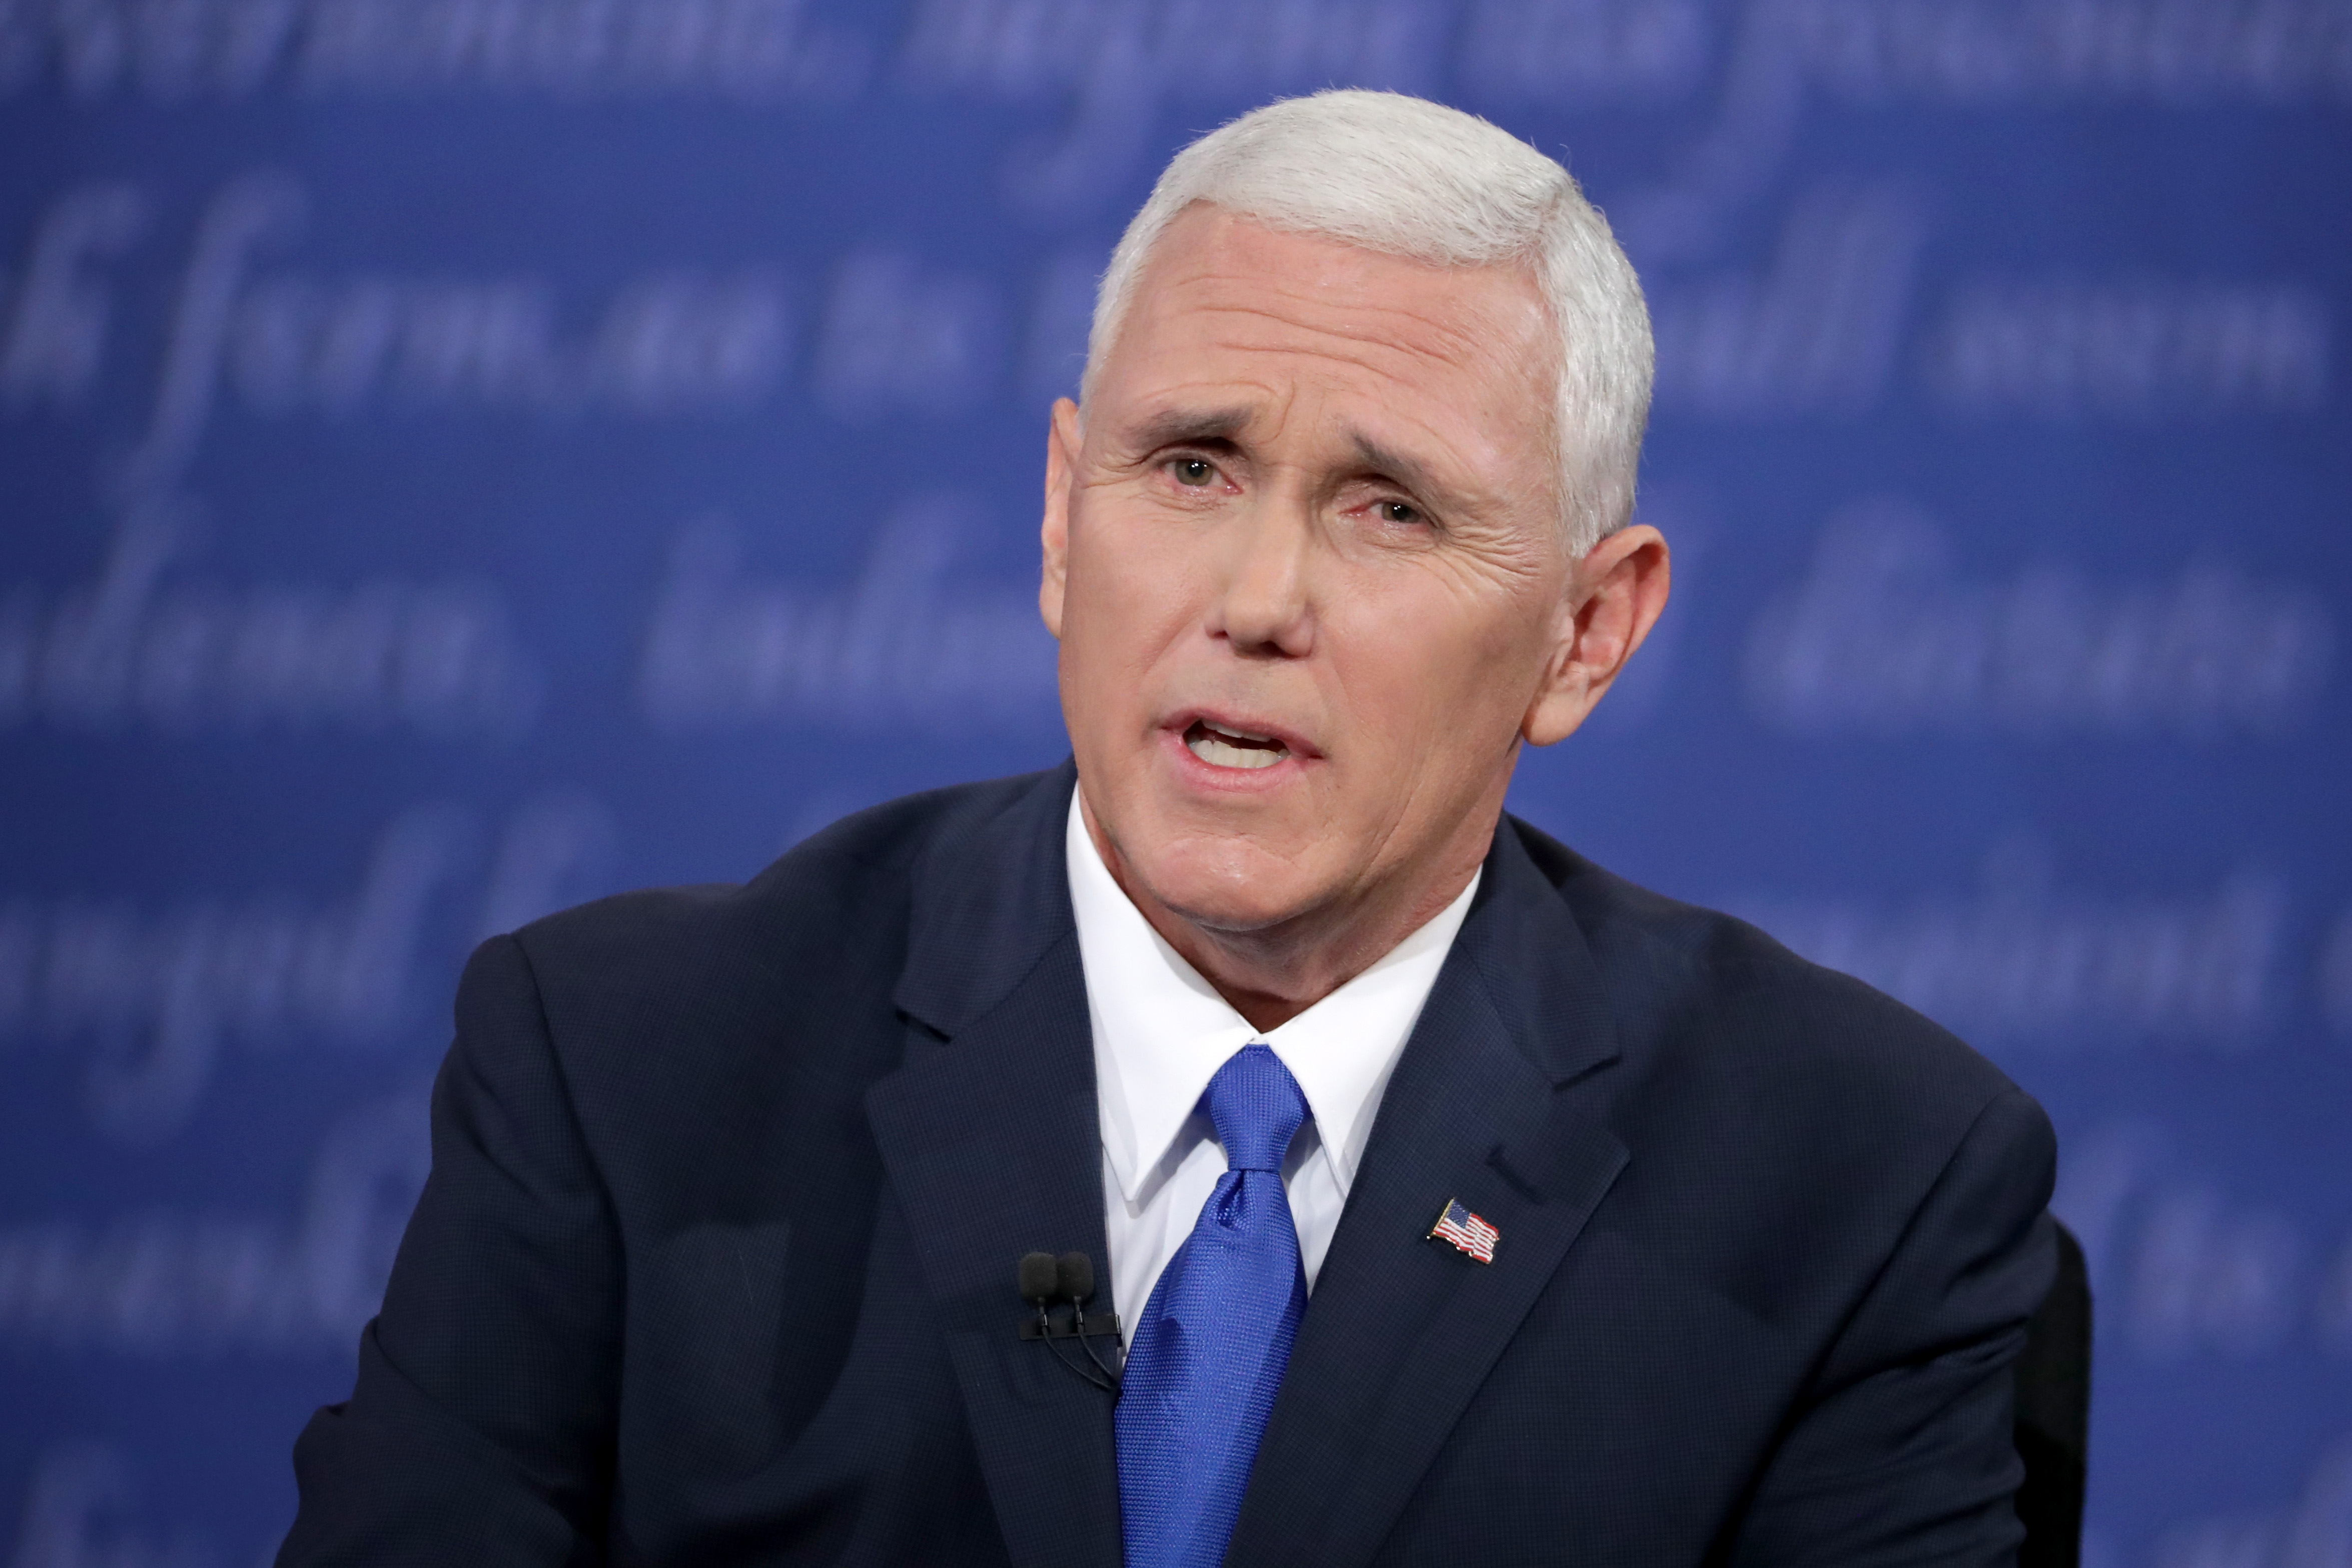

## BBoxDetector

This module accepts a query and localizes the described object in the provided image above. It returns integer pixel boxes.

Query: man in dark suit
[280,91,2055,1566]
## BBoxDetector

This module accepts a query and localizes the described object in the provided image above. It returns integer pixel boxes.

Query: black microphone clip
[1016,1250,1122,1392]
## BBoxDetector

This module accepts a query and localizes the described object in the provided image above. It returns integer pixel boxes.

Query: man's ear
[1523,523,1671,746]
[1040,398,1083,639]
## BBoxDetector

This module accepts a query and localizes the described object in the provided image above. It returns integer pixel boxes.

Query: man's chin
[1125,843,1332,939]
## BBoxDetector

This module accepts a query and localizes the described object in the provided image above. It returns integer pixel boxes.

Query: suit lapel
[865,764,1125,1568]
[1225,822,1631,1568]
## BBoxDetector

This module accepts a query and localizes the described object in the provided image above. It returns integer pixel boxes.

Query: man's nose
[1206,497,1316,658]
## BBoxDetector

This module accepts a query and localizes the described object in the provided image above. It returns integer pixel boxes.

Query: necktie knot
[1203,1044,1308,1174]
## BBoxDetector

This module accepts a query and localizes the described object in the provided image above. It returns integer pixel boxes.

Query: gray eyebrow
[1127,405,1256,452]
[1346,430,1453,509]
[1121,409,1466,514]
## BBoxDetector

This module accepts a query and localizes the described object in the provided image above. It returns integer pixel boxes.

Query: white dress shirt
[1065,792,1479,1340]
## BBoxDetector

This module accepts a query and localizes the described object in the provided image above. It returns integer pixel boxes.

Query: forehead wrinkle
[1114,207,1557,414]
[1151,311,1508,445]
[1143,211,1530,322]
[1162,287,1512,385]
[1162,290,1556,460]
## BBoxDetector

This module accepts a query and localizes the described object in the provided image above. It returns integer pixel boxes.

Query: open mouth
[1183,718,1291,771]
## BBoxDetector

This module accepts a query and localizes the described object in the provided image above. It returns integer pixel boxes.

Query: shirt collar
[1066,789,1477,1208]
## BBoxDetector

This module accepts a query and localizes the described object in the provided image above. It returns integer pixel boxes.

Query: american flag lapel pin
[1428,1198,1499,1263]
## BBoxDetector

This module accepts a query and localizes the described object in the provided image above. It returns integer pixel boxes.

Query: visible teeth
[1188,731,1287,769]
[1202,720,1274,743]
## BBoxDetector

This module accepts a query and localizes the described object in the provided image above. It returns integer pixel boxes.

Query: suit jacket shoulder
[1518,812,2018,1122]
[493,770,1058,1203]
[506,767,1046,1030]
[1505,811,2048,1335]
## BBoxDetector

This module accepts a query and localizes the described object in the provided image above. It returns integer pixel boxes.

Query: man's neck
[1081,799,1492,1034]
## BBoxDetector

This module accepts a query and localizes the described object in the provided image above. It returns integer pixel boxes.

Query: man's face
[1041,205,1579,939]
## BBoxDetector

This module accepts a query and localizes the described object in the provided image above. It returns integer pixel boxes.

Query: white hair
[1082,90,1652,556]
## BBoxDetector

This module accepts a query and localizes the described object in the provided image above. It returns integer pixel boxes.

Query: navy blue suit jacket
[281,763,2057,1566]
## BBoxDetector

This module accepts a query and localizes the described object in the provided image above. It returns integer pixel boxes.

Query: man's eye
[1170,458,1217,488]
[1377,500,1423,525]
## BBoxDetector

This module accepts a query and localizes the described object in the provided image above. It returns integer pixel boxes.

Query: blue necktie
[1116,1044,1311,1568]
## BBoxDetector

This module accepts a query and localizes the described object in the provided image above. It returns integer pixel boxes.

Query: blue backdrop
[3,2,2348,1562]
